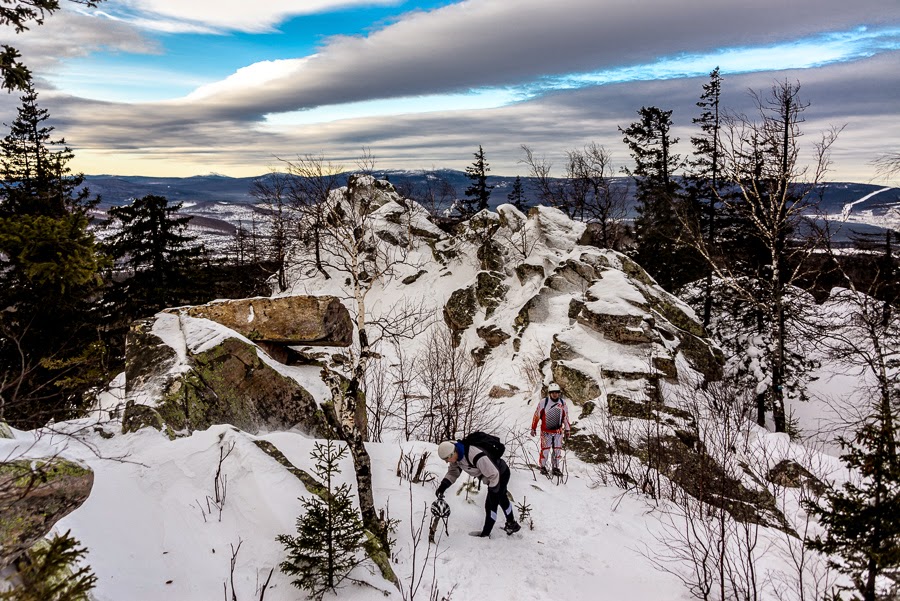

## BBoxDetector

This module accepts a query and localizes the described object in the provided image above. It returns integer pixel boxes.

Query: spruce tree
[804,290,900,601]
[620,106,699,290]
[0,86,107,427]
[0,82,93,217]
[0,530,98,601]
[507,175,527,211]
[277,440,366,600]
[106,194,203,315]
[462,145,494,217]
[687,67,726,327]
[806,405,900,601]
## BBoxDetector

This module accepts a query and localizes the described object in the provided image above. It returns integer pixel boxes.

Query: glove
[436,478,451,497]
[530,429,536,437]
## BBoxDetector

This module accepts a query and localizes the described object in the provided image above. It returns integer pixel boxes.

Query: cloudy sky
[3,0,899,181]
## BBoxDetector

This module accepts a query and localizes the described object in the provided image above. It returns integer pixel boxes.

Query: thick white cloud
[154,0,900,119]
[103,0,402,33]
[4,0,898,181]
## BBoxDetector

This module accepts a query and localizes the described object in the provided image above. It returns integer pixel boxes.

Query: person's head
[548,382,561,399]
[438,441,458,463]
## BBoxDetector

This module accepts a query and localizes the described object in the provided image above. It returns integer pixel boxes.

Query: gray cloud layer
[40,53,898,182]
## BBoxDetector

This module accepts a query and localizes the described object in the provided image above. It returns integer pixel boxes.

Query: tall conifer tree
[507,175,526,211]
[0,82,93,217]
[620,106,699,290]
[0,85,106,427]
[106,194,203,315]
[687,67,726,327]
[462,145,494,217]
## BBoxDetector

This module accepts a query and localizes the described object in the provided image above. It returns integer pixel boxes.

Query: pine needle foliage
[805,409,900,601]
[462,145,493,218]
[0,85,108,428]
[0,530,98,601]
[277,440,366,600]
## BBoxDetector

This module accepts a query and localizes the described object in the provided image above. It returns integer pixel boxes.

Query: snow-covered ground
[3,388,850,601]
[3,179,884,601]
[2,419,695,601]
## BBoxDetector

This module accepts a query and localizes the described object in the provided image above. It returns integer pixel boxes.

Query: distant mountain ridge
[81,172,900,236]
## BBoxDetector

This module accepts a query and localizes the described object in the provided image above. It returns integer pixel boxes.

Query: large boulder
[123,313,333,437]
[443,285,477,341]
[0,457,93,569]
[172,295,353,346]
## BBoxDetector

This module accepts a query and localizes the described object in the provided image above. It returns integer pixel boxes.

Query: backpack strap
[468,448,504,474]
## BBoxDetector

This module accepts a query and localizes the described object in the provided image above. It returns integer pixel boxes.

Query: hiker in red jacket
[530,383,571,477]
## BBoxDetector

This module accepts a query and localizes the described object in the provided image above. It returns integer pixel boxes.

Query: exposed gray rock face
[171,295,353,347]
[551,362,603,405]
[0,457,93,569]
[767,459,825,494]
[123,313,334,437]
[514,263,545,284]
[488,384,520,398]
[477,239,505,272]
[475,271,509,318]
[125,318,179,406]
[575,308,657,345]
[443,285,477,343]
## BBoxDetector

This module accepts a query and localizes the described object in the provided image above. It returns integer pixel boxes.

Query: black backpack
[461,432,505,467]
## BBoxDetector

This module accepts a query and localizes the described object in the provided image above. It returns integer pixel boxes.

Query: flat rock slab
[172,295,352,346]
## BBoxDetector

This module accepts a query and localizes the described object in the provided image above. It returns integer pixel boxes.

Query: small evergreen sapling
[0,530,97,601]
[515,497,534,531]
[277,440,366,600]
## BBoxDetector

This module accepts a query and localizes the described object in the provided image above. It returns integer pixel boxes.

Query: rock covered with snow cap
[122,312,335,437]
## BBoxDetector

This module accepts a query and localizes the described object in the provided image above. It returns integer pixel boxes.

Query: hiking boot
[552,467,563,477]
[469,531,490,538]
[539,466,549,476]
[503,521,521,535]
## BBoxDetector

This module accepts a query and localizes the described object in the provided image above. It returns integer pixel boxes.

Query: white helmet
[548,383,561,393]
[437,441,456,460]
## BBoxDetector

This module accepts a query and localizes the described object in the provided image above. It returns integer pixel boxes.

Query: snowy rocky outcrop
[285,185,790,523]
[0,456,94,569]
[428,204,723,406]
[122,306,342,437]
